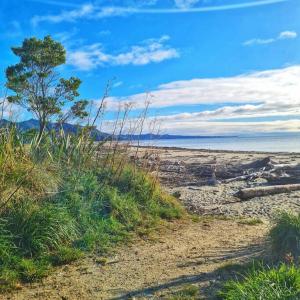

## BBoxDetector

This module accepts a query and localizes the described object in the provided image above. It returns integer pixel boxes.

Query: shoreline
[136,144,300,155]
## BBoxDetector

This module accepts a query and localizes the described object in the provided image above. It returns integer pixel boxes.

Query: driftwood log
[236,184,300,200]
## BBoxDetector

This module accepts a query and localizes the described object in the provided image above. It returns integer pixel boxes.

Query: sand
[138,147,300,220]
[2,219,268,300]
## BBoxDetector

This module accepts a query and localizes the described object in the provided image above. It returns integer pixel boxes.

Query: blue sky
[0,0,299,135]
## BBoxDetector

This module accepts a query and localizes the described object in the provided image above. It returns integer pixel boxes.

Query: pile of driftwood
[222,157,300,200]
[223,157,298,184]
[138,152,300,200]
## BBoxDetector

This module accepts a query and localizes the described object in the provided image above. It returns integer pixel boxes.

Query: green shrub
[219,264,300,300]
[270,211,300,259]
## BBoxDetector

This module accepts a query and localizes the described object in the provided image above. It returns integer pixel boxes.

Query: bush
[270,211,300,260]
[219,264,300,300]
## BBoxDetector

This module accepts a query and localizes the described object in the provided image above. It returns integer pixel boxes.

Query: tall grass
[0,125,183,290]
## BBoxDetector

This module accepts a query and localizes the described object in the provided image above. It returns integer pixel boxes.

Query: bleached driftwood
[222,156,300,185]
[236,183,300,200]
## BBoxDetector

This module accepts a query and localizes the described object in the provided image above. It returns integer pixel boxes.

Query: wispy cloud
[113,81,123,88]
[243,30,297,46]
[31,3,95,26]
[31,0,289,25]
[67,36,179,70]
[28,0,81,8]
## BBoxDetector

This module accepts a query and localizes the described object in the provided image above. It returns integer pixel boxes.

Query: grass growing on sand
[0,127,184,291]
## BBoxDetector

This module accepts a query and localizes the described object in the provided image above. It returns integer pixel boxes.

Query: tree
[5,35,88,142]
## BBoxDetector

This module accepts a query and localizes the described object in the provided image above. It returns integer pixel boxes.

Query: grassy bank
[0,128,183,291]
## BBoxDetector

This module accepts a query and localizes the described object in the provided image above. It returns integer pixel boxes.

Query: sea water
[138,134,300,153]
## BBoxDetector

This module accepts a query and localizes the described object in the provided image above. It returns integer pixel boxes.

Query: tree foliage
[5,35,88,140]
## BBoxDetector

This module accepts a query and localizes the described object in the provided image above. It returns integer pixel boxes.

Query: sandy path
[3,219,268,300]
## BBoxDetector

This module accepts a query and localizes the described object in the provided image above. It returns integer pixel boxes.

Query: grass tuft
[270,211,300,260]
[219,264,300,300]
[237,218,263,226]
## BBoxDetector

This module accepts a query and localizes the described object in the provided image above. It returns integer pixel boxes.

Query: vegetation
[218,212,300,299]
[237,218,263,226]
[0,127,183,290]
[219,264,300,300]
[6,36,88,142]
[270,211,300,261]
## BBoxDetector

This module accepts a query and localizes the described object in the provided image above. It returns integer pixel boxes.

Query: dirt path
[3,219,268,300]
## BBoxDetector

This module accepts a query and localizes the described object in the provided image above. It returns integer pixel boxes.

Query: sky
[0,0,299,135]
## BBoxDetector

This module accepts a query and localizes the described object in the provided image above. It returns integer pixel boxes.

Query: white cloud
[31,3,95,26]
[157,119,300,135]
[67,36,179,70]
[101,114,300,135]
[279,30,298,40]
[174,0,200,9]
[106,65,300,109]
[244,30,297,46]
[31,0,289,25]
[158,102,300,122]
[0,98,25,120]
[101,65,300,134]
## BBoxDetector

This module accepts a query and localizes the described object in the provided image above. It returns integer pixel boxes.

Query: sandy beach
[136,146,300,221]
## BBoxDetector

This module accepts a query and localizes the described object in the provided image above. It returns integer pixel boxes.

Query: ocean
[138,134,300,153]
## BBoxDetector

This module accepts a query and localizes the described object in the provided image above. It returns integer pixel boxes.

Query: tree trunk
[37,120,46,145]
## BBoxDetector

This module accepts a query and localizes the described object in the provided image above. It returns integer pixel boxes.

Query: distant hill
[0,119,109,140]
[0,119,236,141]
